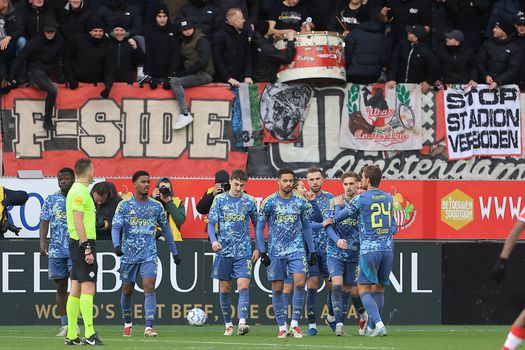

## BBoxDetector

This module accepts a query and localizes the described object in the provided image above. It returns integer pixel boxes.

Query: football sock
[282,292,290,320]
[144,292,156,328]
[503,325,525,350]
[342,291,351,325]
[292,286,306,321]
[327,290,334,316]
[238,288,249,321]
[332,284,343,324]
[66,295,80,339]
[121,293,132,324]
[360,292,381,327]
[271,289,285,326]
[219,292,232,324]
[79,294,95,338]
[306,288,317,324]
[352,295,366,316]
[372,291,385,315]
[60,315,68,327]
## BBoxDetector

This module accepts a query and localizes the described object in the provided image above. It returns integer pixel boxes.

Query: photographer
[0,185,29,238]
[91,181,122,240]
[152,178,186,241]
[196,170,230,216]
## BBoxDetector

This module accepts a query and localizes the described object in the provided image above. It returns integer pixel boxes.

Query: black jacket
[110,35,145,83]
[176,2,216,36]
[435,42,476,84]
[64,34,115,86]
[59,2,94,43]
[144,21,179,78]
[212,23,252,82]
[431,0,454,49]
[443,0,490,52]
[0,2,24,41]
[251,32,295,83]
[10,32,64,79]
[514,34,525,89]
[382,0,432,42]
[93,182,122,241]
[213,0,259,28]
[477,36,520,85]
[305,0,342,31]
[345,21,386,79]
[24,3,57,39]
[388,39,440,84]
[96,0,143,36]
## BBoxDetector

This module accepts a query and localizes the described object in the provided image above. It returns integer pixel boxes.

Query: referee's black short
[69,239,98,282]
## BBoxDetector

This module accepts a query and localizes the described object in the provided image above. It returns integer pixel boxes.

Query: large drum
[274,31,346,84]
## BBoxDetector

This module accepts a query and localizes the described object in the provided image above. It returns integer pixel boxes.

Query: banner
[5,177,525,240]
[339,83,423,150]
[231,84,265,149]
[1,84,247,177]
[0,240,441,325]
[444,84,522,160]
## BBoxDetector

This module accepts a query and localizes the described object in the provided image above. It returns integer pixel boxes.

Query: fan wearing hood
[176,0,216,36]
[9,17,64,131]
[151,178,186,242]
[144,4,180,90]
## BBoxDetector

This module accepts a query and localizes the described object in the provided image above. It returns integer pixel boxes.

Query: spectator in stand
[144,4,179,90]
[305,0,341,31]
[59,0,94,44]
[478,19,520,90]
[196,169,230,216]
[213,8,253,87]
[24,0,57,40]
[0,0,25,84]
[152,178,186,242]
[332,0,371,34]
[444,0,490,53]
[91,181,122,241]
[251,20,296,83]
[431,0,454,49]
[344,21,385,84]
[269,0,314,36]
[514,13,525,90]
[169,18,214,130]
[213,0,259,33]
[379,0,432,44]
[8,17,63,131]
[63,17,115,98]
[435,29,477,88]
[387,25,440,94]
[110,20,145,84]
[486,0,520,39]
[176,0,216,36]
[97,0,148,82]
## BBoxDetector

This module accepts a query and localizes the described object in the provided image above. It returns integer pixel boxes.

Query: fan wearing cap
[176,0,216,36]
[251,20,295,83]
[109,19,146,84]
[514,13,525,90]
[435,29,477,89]
[477,19,520,90]
[8,18,64,131]
[386,24,440,94]
[63,16,116,98]
[144,4,179,90]
[168,18,214,130]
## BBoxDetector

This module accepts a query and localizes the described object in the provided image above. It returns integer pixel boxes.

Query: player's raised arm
[334,196,359,223]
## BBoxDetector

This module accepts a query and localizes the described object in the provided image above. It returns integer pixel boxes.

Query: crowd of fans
[1,0,525,130]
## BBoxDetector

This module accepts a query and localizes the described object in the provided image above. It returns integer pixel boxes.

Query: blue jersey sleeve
[309,201,324,223]
[40,196,52,222]
[302,220,315,254]
[207,196,220,242]
[158,204,178,255]
[326,224,340,243]
[111,201,125,247]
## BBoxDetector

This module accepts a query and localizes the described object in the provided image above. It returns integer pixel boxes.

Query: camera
[159,186,172,197]
[221,182,231,192]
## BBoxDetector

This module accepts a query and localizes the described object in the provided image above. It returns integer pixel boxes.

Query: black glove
[492,257,508,283]
[162,79,171,90]
[69,80,79,90]
[260,252,271,267]
[149,80,158,89]
[308,252,317,266]
[7,79,18,88]
[173,254,181,265]
[114,245,123,257]
[100,88,111,98]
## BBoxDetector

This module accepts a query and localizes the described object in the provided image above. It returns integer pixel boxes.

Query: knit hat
[112,17,128,31]
[254,20,270,36]
[154,3,170,17]
[87,17,105,32]
[214,170,229,184]
[495,19,515,35]
[406,25,427,41]
[42,17,58,32]
[516,13,525,25]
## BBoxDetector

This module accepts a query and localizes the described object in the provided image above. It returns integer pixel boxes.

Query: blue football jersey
[208,192,258,257]
[311,191,333,256]
[326,195,359,262]
[259,192,312,258]
[40,191,70,258]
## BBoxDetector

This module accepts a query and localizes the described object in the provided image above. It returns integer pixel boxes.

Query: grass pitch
[0,325,510,350]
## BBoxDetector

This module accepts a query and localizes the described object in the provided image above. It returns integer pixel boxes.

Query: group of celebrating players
[39,158,396,345]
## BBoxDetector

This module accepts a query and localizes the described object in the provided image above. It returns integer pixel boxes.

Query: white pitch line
[0,335,396,350]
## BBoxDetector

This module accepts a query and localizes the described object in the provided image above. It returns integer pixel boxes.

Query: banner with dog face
[339,83,423,151]
[444,84,522,160]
